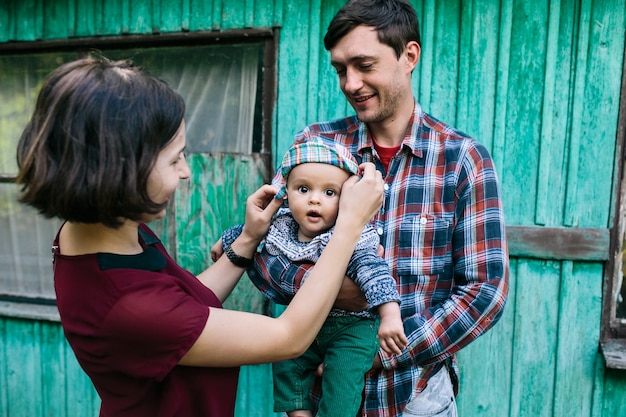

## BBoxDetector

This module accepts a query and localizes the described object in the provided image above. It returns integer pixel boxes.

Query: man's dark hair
[16,56,185,228]
[324,0,421,58]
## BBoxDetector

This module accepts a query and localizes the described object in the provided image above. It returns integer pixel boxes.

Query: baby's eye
[324,189,337,197]
[297,185,310,193]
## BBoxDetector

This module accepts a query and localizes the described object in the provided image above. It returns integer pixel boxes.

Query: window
[0,32,276,320]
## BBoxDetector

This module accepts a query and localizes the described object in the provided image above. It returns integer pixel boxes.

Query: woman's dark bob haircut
[324,0,421,59]
[16,55,185,228]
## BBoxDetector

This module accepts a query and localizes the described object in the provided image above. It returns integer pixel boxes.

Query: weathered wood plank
[40,322,67,416]
[64,335,100,415]
[534,0,561,225]
[316,0,351,124]
[563,0,591,227]
[0,318,7,416]
[553,262,603,416]
[498,0,548,225]
[5,319,42,416]
[601,339,626,370]
[235,364,281,417]
[457,258,516,416]
[507,225,610,261]
[490,0,513,175]
[600,367,626,416]
[509,259,560,417]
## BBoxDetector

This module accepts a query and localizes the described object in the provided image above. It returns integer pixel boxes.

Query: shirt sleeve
[383,141,509,369]
[247,249,313,305]
[346,229,400,309]
[221,220,313,305]
[97,274,210,381]
[221,224,244,248]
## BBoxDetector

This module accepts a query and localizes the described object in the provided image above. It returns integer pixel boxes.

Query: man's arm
[381,141,509,370]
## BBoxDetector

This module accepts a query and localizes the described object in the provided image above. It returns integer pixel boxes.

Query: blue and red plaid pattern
[248,102,509,416]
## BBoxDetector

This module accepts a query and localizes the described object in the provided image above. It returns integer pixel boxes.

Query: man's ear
[404,41,421,73]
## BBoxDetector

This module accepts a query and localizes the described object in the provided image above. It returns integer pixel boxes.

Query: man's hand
[333,277,368,311]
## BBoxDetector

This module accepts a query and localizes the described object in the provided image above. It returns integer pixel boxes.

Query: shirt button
[377,227,384,235]
[383,183,390,191]
[420,217,428,225]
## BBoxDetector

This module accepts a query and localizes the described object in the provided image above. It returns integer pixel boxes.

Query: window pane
[0,53,77,175]
[0,183,61,300]
[104,43,262,154]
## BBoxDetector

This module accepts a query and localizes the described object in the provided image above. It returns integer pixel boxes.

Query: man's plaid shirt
[247,102,509,416]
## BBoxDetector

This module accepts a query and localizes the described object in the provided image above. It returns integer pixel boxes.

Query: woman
[15,56,383,417]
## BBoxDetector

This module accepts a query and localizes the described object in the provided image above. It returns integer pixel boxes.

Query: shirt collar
[355,100,424,159]
[97,226,166,271]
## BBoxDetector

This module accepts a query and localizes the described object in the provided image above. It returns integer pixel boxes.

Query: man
[249,1,509,415]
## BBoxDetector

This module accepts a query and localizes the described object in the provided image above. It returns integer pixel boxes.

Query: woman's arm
[180,163,384,367]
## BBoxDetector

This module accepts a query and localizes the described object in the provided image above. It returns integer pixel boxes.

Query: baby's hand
[210,238,224,262]
[378,316,408,355]
[377,302,408,355]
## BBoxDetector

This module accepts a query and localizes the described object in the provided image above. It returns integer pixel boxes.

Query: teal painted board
[0,318,7,417]
[74,0,98,37]
[101,0,125,35]
[0,2,10,43]
[158,0,176,33]
[311,0,353,125]
[40,322,67,416]
[5,319,43,416]
[490,0,514,175]
[235,364,281,417]
[188,0,213,31]
[274,0,316,158]
[456,0,502,153]
[63,335,100,416]
[510,259,561,417]
[499,0,549,225]
[42,0,69,39]
[128,0,153,34]
[572,0,625,227]
[305,0,322,124]
[534,0,573,226]
[552,262,603,416]
[456,258,516,417]
[412,0,436,116]
[424,0,462,127]
[601,368,626,417]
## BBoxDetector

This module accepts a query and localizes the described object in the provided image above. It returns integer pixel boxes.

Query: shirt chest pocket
[396,214,451,276]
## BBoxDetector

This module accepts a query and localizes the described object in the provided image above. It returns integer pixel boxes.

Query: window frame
[0,29,278,320]
[601,39,626,369]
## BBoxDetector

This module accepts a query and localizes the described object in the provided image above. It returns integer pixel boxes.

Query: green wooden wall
[1,0,626,416]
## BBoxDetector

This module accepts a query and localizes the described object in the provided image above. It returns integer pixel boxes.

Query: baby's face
[285,163,351,242]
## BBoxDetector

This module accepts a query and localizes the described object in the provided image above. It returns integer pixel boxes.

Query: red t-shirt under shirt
[372,137,401,172]
[53,224,239,417]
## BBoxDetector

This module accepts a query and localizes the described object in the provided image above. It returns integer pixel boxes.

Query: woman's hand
[240,184,284,244]
[335,162,384,231]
